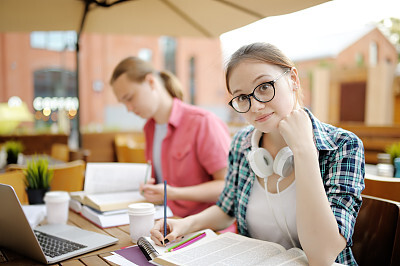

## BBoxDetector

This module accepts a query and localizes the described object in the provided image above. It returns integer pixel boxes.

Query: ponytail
[159,70,183,100]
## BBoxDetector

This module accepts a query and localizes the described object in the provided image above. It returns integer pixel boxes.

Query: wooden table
[0,210,134,265]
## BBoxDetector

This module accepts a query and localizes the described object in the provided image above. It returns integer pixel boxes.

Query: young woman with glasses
[110,57,231,218]
[150,43,365,265]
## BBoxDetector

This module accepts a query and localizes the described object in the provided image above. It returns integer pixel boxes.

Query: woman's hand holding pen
[150,218,190,246]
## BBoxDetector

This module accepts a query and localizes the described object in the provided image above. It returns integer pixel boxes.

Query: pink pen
[170,232,206,252]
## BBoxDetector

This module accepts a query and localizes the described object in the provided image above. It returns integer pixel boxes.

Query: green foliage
[24,156,54,189]
[385,142,400,164]
[4,141,24,157]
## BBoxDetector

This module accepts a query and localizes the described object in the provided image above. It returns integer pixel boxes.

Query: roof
[286,24,377,62]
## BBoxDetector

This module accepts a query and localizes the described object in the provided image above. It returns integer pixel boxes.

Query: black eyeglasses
[228,69,290,113]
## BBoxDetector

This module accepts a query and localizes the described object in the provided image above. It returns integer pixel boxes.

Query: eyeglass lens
[232,83,274,112]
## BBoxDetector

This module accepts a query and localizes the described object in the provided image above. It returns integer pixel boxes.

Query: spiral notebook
[112,229,216,265]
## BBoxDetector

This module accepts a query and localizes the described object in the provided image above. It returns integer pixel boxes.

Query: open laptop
[0,184,118,264]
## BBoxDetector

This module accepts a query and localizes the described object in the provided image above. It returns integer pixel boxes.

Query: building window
[30,31,76,51]
[369,41,378,66]
[160,36,176,74]
[33,69,78,131]
[189,57,196,105]
[355,53,364,67]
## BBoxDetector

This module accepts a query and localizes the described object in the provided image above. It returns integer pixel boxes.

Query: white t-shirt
[246,178,300,250]
[152,123,168,184]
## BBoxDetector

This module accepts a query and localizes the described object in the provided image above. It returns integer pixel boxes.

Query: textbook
[70,162,151,212]
[138,232,309,266]
[80,204,174,229]
[107,229,217,265]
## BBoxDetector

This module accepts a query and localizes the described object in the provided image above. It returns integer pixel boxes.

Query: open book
[146,232,308,266]
[70,162,150,212]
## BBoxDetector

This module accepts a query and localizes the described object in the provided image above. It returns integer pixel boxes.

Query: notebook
[0,184,118,264]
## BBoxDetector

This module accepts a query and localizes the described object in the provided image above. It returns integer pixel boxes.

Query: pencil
[167,232,206,252]
[163,180,167,239]
[144,160,151,184]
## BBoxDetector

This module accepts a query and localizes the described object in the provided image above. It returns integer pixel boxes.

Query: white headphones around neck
[247,129,294,179]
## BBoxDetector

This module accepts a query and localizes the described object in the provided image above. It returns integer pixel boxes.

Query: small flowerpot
[6,152,19,165]
[26,188,50,205]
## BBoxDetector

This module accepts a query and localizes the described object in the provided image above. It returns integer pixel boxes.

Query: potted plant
[24,156,54,204]
[4,140,24,165]
[385,142,400,177]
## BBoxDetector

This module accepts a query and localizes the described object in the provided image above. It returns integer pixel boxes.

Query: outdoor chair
[362,174,400,202]
[114,134,146,163]
[51,143,70,162]
[352,195,400,266]
[0,170,28,204]
[50,160,86,192]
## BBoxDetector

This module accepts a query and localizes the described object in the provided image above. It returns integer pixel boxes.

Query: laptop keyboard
[34,230,87,258]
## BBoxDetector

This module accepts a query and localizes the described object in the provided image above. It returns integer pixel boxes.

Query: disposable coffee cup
[44,191,70,224]
[128,202,156,243]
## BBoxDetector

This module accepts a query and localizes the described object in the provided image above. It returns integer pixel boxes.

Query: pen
[144,160,151,184]
[163,180,167,239]
[167,232,206,252]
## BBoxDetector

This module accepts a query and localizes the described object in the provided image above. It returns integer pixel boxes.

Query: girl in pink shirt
[110,57,231,217]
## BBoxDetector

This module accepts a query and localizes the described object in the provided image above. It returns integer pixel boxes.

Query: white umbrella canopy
[0,0,329,147]
[0,0,328,37]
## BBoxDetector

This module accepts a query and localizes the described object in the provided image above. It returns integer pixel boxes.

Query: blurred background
[0,0,399,165]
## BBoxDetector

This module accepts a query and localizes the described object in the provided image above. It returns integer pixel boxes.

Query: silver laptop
[0,184,118,264]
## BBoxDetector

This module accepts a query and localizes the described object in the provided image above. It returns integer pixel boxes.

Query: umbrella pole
[74,1,91,148]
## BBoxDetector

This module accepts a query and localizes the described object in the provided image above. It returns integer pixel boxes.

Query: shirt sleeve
[323,134,365,246]
[195,113,231,175]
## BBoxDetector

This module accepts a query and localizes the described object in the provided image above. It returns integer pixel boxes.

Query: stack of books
[69,162,172,228]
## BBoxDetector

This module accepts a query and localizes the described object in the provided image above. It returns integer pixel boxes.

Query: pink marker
[170,232,206,252]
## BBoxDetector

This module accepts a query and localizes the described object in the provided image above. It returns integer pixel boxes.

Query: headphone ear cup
[273,147,294,178]
[248,148,274,179]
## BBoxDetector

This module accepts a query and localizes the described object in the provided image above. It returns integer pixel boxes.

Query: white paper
[84,163,149,194]
[22,204,46,228]
[104,254,138,265]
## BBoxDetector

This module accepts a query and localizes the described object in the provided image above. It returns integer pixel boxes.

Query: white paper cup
[44,191,70,224]
[128,203,155,243]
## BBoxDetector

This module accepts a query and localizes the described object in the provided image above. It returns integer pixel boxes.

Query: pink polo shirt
[144,98,230,217]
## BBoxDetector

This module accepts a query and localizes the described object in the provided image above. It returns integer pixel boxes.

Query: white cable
[276,177,296,248]
[263,177,291,245]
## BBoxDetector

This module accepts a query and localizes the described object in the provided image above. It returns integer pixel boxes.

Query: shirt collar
[304,108,338,151]
[167,98,184,128]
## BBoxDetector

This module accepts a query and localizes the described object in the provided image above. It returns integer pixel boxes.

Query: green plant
[23,156,54,189]
[4,141,24,164]
[385,142,400,164]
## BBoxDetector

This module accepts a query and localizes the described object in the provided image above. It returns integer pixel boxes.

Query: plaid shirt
[217,108,365,265]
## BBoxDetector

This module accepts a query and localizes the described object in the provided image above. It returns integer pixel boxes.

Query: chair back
[0,170,28,204]
[352,195,400,266]
[51,143,70,162]
[115,133,146,163]
[363,174,400,202]
[50,160,86,192]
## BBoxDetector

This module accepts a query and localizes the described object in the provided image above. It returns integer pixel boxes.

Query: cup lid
[44,191,70,203]
[128,202,155,215]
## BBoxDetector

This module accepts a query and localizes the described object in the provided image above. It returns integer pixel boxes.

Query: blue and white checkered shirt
[217,108,365,265]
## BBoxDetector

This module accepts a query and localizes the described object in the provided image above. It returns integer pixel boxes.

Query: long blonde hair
[225,43,303,106]
[110,56,183,100]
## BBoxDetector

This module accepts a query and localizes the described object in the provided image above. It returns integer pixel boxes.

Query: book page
[84,163,150,194]
[153,232,291,266]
